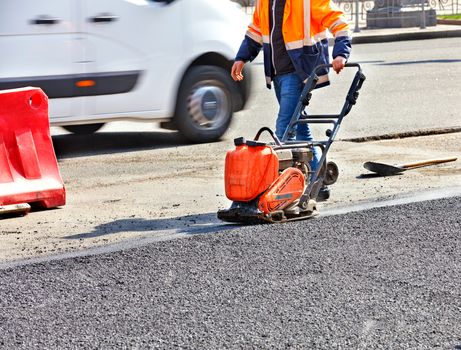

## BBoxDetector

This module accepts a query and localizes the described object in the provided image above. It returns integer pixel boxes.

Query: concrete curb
[437,19,461,25]
[341,126,461,143]
[242,7,461,44]
[352,27,461,44]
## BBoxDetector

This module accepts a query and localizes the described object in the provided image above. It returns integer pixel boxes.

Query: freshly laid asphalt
[1,196,460,349]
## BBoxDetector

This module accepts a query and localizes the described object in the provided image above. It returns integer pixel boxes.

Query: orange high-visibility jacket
[235,0,351,88]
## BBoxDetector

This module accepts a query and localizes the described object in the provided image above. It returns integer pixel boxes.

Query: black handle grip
[31,17,60,25]
[314,63,362,75]
[343,68,366,115]
[254,127,282,146]
[90,14,118,23]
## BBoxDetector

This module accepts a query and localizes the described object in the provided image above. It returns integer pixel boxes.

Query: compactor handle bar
[316,62,362,71]
[298,63,363,109]
[252,63,365,149]
[292,62,366,206]
[282,63,365,142]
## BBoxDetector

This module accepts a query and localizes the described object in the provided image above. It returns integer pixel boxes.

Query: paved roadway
[1,196,461,349]
[51,37,461,141]
[1,38,460,348]
[238,37,461,141]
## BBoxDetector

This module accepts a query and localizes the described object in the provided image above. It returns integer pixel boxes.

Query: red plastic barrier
[0,87,65,208]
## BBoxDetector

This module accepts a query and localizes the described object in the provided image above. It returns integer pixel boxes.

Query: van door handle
[31,16,61,25]
[89,14,118,23]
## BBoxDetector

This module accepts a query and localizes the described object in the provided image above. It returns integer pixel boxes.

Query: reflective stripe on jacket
[235,0,352,88]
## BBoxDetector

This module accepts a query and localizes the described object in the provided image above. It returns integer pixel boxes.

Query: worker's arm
[311,0,352,73]
[231,3,263,81]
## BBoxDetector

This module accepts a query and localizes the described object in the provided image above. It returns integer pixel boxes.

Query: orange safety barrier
[0,87,65,209]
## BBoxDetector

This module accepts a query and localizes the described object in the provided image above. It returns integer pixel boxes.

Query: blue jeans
[273,72,321,174]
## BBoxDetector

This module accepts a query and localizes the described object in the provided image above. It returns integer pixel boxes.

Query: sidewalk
[351,23,461,43]
[242,7,461,43]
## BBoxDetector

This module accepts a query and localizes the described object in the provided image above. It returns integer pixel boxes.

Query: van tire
[173,65,234,143]
[63,123,105,134]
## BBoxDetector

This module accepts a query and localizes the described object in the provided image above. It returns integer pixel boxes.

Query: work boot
[317,186,330,201]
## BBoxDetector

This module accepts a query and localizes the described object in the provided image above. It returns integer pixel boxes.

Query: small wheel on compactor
[323,161,339,186]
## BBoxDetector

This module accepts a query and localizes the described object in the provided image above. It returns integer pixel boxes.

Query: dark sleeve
[332,36,352,60]
[235,35,263,63]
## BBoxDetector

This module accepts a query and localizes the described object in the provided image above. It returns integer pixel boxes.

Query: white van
[0,0,252,143]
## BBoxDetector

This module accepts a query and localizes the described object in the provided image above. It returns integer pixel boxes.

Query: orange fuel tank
[224,140,279,202]
[258,167,305,214]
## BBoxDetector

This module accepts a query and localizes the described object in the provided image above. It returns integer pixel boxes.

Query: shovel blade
[363,161,404,176]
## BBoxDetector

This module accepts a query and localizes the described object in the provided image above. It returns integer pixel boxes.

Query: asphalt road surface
[1,196,461,349]
[1,37,460,349]
[51,37,461,140]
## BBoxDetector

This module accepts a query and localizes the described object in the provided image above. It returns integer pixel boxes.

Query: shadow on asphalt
[52,131,192,160]
[356,60,385,64]
[356,173,397,179]
[63,213,241,240]
[377,59,461,66]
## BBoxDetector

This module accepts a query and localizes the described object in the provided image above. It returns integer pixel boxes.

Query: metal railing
[232,0,459,15]
[233,0,460,29]
[335,0,459,29]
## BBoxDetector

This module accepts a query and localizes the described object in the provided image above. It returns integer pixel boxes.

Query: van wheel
[174,65,234,143]
[63,123,105,134]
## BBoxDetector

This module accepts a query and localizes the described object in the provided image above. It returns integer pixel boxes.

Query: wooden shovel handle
[401,156,458,169]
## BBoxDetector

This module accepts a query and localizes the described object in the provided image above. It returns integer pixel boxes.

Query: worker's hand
[231,60,245,81]
[332,56,347,74]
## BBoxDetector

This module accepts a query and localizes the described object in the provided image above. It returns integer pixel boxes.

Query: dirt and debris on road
[0,132,460,264]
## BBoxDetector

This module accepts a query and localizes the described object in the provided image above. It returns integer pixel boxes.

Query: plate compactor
[218,63,365,224]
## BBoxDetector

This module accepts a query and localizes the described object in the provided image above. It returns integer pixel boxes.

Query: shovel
[363,156,458,176]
